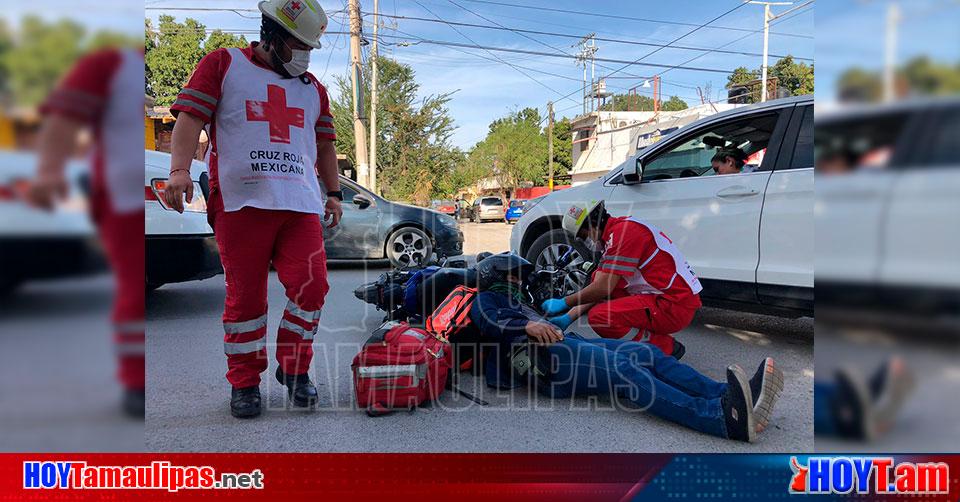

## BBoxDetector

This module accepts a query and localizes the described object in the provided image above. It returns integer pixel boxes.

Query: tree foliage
[838,56,960,102]
[465,107,547,198]
[330,55,461,204]
[726,56,813,104]
[600,93,688,112]
[144,16,247,106]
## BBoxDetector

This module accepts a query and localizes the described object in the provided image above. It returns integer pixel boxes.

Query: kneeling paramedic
[542,200,700,358]
[165,0,340,418]
[469,253,784,442]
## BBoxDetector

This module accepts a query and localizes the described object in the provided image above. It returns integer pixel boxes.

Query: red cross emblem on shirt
[245,84,304,144]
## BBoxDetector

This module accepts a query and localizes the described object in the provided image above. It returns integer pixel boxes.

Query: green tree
[836,56,960,102]
[330,55,460,204]
[204,30,249,53]
[4,16,86,107]
[660,95,689,111]
[144,15,207,106]
[467,108,547,200]
[0,20,12,99]
[726,57,813,104]
[550,117,572,181]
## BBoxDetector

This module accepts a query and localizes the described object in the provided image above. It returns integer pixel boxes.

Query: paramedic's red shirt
[598,216,702,309]
[40,49,120,124]
[170,43,336,142]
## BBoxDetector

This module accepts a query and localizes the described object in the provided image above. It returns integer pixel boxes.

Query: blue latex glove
[541,297,569,316]
[548,314,573,331]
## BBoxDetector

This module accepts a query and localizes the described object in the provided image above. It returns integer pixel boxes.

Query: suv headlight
[524,195,547,212]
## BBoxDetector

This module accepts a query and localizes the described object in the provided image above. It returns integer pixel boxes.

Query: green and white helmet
[561,199,605,237]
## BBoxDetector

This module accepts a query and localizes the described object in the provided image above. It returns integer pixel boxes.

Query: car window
[509,200,525,208]
[815,110,911,175]
[341,185,359,203]
[482,197,503,205]
[923,106,960,167]
[641,112,780,182]
[789,105,814,169]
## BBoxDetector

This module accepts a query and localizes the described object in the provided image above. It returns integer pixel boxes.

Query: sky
[6,0,814,150]
[815,0,960,103]
[141,0,814,149]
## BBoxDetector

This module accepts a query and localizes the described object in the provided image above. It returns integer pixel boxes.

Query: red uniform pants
[586,294,697,355]
[211,204,329,389]
[94,201,145,391]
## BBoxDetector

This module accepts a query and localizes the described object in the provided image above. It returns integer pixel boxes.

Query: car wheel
[386,227,433,269]
[525,229,594,295]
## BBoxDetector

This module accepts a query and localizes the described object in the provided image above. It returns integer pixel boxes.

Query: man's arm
[163,113,204,213]
[564,271,621,307]
[316,139,342,228]
[27,115,82,210]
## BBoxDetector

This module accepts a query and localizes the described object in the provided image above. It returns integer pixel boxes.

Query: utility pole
[547,101,554,191]
[348,0,370,187]
[574,34,597,115]
[884,2,900,102]
[750,1,810,102]
[370,0,379,193]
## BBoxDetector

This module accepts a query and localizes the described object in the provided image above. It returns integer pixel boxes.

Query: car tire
[386,226,433,269]
[525,228,594,273]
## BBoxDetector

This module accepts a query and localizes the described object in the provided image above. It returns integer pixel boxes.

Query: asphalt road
[0,274,144,452]
[146,222,814,452]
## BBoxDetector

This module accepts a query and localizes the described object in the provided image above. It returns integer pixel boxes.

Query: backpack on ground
[352,321,452,417]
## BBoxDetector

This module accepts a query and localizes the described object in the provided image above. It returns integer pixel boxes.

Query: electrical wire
[365,11,812,61]
[453,0,813,39]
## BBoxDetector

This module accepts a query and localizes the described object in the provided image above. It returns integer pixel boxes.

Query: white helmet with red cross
[259,0,328,49]
[561,199,605,238]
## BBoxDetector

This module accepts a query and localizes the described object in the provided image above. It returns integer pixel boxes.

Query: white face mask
[277,39,311,76]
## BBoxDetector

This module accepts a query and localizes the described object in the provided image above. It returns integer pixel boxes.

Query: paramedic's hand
[325,197,342,228]
[26,172,68,211]
[164,170,193,214]
[541,297,569,316]
[547,314,573,331]
[525,321,564,345]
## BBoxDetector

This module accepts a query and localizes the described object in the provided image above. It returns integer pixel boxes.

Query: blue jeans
[540,334,729,438]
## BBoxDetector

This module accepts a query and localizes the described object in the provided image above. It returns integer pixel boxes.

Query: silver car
[468,196,505,223]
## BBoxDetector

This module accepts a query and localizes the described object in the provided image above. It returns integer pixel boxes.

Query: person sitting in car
[711,148,751,175]
[468,252,785,443]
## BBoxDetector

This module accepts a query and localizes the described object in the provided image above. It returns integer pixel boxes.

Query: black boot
[722,365,756,442]
[122,389,145,418]
[275,367,318,408]
[230,386,262,419]
[670,339,686,360]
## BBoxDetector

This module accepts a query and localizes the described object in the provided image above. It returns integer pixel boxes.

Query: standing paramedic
[542,200,702,360]
[164,0,341,419]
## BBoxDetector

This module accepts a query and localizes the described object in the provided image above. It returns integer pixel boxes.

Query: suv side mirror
[353,194,372,209]
[623,157,643,185]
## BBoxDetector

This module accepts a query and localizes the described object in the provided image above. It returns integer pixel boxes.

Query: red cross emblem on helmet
[282,0,306,21]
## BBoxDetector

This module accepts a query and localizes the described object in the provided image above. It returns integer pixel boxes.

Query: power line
[375,33,736,73]
[410,0,575,101]
[366,11,812,61]
[454,0,813,39]
[652,3,813,82]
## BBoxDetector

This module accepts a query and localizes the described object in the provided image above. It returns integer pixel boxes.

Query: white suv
[511,96,813,316]
[144,150,222,290]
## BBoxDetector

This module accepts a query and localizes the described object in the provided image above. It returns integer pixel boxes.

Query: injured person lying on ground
[471,252,786,443]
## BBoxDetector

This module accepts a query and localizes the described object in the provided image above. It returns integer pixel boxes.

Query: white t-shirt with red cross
[171,44,336,214]
[597,216,703,308]
[41,48,145,215]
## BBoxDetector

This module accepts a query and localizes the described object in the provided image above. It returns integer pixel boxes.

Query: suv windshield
[482,197,503,206]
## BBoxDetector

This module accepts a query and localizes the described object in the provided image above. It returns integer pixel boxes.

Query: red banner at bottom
[3,454,959,500]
